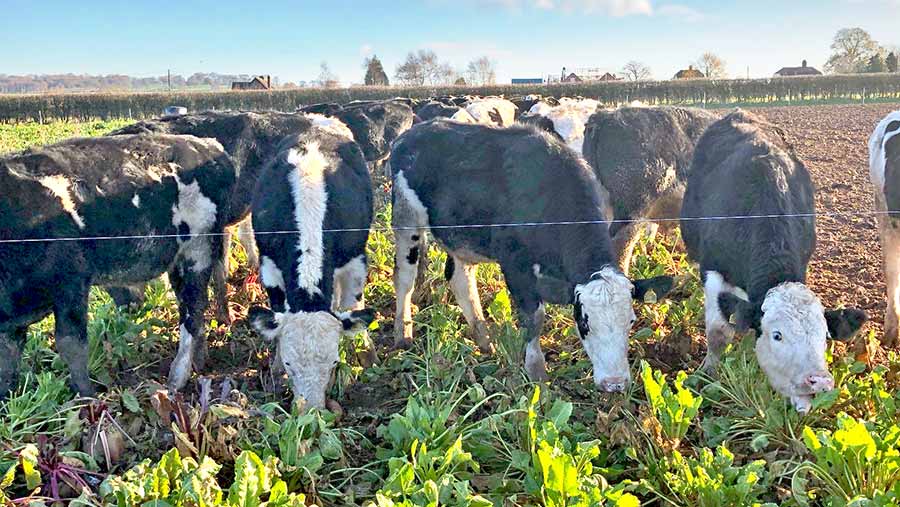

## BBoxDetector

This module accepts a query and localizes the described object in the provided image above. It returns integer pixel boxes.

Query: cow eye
[772,331,783,342]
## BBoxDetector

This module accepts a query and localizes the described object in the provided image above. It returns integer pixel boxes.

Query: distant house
[673,65,705,80]
[231,75,272,90]
[563,72,583,83]
[597,72,622,82]
[774,60,822,77]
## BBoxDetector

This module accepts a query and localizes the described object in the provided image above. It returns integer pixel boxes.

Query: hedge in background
[2,73,900,123]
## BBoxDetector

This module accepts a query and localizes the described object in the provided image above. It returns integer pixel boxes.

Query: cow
[298,103,344,116]
[680,110,866,413]
[583,106,718,274]
[463,97,518,126]
[522,98,601,154]
[248,123,375,408]
[109,111,322,321]
[0,134,237,397]
[415,101,464,122]
[336,100,415,176]
[869,110,900,347]
[389,119,673,390]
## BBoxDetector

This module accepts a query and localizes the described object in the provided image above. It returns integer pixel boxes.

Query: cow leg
[393,230,424,349]
[106,283,146,308]
[0,326,26,398]
[447,256,491,353]
[53,278,94,396]
[879,213,900,347]
[212,232,232,325]
[700,272,735,374]
[503,266,548,381]
[411,236,431,306]
[334,255,376,365]
[237,218,259,270]
[392,180,428,349]
[167,255,214,391]
[612,222,642,276]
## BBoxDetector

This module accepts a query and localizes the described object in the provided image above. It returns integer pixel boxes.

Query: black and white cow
[583,106,718,273]
[0,134,237,397]
[110,111,322,321]
[389,119,673,390]
[415,101,464,122]
[681,110,866,412]
[248,123,375,408]
[298,103,345,116]
[869,111,900,347]
[523,98,601,154]
[337,100,415,174]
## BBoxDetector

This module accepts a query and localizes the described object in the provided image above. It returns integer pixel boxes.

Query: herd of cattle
[1,93,898,414]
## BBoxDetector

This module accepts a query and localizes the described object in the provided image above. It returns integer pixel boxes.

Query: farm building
[673,65,705,79]
[559,67,623,83]
[231,75,272,90]
[774,60,823,77]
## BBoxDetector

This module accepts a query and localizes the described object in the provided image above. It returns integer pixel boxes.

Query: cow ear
[339,308,376,332]
[249,306,279,341]
[718,293,761,334]
[825,308,867,341]
[632,276,674,303]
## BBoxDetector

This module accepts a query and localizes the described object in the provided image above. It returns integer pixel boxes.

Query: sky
[2,0,899,85]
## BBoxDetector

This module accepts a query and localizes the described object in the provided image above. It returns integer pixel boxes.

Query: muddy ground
[749,103,898,340]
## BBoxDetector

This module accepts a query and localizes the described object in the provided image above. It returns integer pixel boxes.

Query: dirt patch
[748,103,900,339]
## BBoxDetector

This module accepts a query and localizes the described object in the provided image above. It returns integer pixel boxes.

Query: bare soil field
[749,103,900,340]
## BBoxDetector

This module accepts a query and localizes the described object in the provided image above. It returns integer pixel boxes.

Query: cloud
[472,0,652,16]
[359,44,373,57]
[656,3,705,22]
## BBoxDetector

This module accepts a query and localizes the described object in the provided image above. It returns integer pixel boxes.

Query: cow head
[249,306,375,408]
[719,283,866,413]
[572,266,673,392]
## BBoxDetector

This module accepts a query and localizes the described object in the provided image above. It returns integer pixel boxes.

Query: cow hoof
[359,347,379,368]
[217,307,235,327]
[393,338,414,351]
[525,363,550,383]
[699,355,720,376]
[882,324,899,349]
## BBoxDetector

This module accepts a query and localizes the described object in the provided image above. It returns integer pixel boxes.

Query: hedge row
[2,73,900,123]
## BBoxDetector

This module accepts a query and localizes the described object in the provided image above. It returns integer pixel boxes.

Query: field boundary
[3,73,900,122]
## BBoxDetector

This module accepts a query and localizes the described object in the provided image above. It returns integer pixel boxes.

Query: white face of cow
[574,267,636,392]
[252,310,340,409]
[754,283,833,413]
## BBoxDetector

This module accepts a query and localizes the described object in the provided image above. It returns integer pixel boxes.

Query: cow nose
[804,372,835,392]
[598,377,627,393]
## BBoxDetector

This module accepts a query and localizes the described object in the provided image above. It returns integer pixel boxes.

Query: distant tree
[825,27,881,74]
[867,54,887,73]
[695,53,727,79]
[363,55,390,86]
[454,76,467,86]
[466,56,497,86]
[888,52,899,73]
[395,50,456,86]
[395,51,427,86]
[621,60,652,81]
[317,62,339,88]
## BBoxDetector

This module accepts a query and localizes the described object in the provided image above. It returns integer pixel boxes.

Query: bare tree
[825,27,882,74]
[466,56,497,86]
[621,61,652,81]
[395,50,457,86]
[695,53,727,79]
[317,61,339,88]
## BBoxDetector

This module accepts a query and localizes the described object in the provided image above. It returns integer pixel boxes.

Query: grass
[1,119,900,506]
